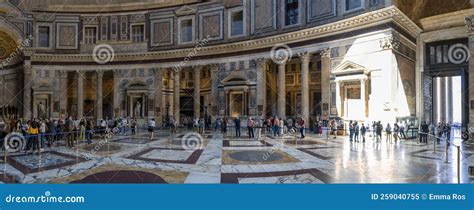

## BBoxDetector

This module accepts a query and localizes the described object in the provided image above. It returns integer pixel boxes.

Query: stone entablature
[30,6,421,64]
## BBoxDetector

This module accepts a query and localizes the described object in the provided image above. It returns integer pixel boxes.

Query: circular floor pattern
[70,170,167,183]
[81,144,121,152]
[229,150,284,162]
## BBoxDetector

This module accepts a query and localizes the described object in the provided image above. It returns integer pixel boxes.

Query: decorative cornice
[30,6,421,64]
[379,35,401,50]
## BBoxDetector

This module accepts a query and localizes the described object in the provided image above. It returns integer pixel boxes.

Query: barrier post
[433,135,436,154]
[444,137,449,163]
[457,146,461,184]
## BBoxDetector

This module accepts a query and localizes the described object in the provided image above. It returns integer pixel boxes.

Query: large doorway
[432,76,464,138]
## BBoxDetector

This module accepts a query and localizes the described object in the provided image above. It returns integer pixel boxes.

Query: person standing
[348,121,354,142]
[148,118,156,141]
[235,116,241,138]
[360,123,366,143]
[298,117,305,139]
[39,120,46,150]
[222,118,228,137]
[273,117,280,137]
[393,123,399,143]
[354,122,359,142]
[445,122,451,145]
[376,121,383,142]
[27,121,40,154]
[385,123,392,144]
[85,120,93,144]
[247,118,255,138]
[332,120,337,139]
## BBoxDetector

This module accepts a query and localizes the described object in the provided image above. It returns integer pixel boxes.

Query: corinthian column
[299,52,311,124]
[96,71,104,120]
[321,48,331,119]
[77,70,84,118]
[154,68,163,124]
[23,61,32,120]
[173,70,180,125]
[210,64,219,120]
[256,58,267,116]
[465,16,474,130]
[193,65,202,118]
[277,62,286,119]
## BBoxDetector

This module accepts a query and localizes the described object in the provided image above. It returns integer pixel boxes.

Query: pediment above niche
[175,5,197,16]
[332,61,369,76]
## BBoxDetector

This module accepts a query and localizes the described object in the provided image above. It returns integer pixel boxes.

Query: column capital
[76,70,85,75]
[192,65,203,71]
[96,70,104,77]
[465,15,474,34]
[255,58,267,67]
[320,48,331,58]
[298,51,312,63]
[210,63,219,73]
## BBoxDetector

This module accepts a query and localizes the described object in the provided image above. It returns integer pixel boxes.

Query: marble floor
[1,130,473,184]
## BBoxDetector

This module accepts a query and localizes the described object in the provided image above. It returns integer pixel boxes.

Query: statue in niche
[134,101,142,118]
[37,101,47,119]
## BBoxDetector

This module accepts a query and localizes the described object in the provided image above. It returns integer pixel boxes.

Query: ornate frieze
[31,6,421,64]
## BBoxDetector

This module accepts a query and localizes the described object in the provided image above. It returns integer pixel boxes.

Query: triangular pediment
[175,5,197,16]
[333,61,368,75]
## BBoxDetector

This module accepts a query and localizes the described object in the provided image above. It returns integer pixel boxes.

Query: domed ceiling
[28,0,213,13]
[0,31,18,60]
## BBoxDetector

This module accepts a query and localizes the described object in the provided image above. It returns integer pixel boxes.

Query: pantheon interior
[0,0,473,184]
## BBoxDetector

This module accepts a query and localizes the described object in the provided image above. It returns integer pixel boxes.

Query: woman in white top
[148,118,156,140]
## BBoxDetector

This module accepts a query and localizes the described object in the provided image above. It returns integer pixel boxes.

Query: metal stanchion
[457,146,461,184]
[433,135,436,154]
[444,137,449,163]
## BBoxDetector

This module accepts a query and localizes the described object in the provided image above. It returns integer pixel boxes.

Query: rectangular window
[285,0,299,26]
[231,10,243,36]
[346,0,362,11]
[84,27,97,44]
[180,19,193,43]
[38,26,50,48]
[131,25,144,42]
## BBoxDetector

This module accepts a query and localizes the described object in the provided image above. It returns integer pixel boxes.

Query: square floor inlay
[223,139,272,147]
[3,151,86,174]
[127,148,203,164]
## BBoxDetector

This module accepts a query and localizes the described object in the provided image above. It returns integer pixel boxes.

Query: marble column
[360,78,366,118]
[23,61,32,119]
[113,70,121,118]
[277,62,286,119]
[210,64,219,119]
[59,70,68,118]
[446,77,453,123]
[321,48,331,119]
[193,66,202,118]
[154,68,163,124]
[173,70,180,125]
[466,16,474,131]
[439,77,447,122]
[433,77,439,123]
[335,80,341,117]
[77,70,84,118]
[96,71,103,120]
[299,52,311,124]
[255,58,267,116]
